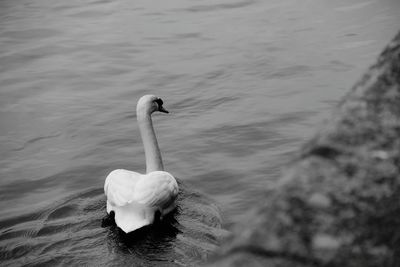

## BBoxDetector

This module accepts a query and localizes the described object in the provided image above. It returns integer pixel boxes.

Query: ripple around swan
[0,182,225,266]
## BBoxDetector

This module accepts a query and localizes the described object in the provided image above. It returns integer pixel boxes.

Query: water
[0,0,399,265]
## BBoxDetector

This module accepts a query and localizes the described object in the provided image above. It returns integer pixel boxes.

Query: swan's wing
[133,171,178,209]
[104,169,141,207]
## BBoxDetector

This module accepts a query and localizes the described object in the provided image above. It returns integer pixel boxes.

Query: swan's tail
[107,201,155,233]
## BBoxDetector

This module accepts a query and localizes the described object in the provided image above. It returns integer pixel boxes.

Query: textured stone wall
[207,31,400,267]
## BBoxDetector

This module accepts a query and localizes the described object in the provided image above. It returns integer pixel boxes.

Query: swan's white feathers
[104,169,140,207]
[105,169,178,210]
[133,171,178,208]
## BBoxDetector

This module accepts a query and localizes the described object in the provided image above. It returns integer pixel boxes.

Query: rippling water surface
[1,0,399,265]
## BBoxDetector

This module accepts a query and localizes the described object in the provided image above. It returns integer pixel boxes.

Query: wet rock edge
[207,31,400,267]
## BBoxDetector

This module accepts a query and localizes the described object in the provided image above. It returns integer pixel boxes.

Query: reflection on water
[1,0,399,265]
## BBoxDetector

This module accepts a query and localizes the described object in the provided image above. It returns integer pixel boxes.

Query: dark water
[0,0,399,265]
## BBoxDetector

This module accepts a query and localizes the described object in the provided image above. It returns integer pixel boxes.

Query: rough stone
[207,31,400,267]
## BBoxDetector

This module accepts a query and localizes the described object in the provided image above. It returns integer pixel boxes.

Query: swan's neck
[137,111,164,173]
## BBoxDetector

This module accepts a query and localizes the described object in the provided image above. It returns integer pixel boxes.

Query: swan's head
[137,95,169,115]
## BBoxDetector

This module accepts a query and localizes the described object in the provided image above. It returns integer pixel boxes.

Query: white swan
[104,95,179,233]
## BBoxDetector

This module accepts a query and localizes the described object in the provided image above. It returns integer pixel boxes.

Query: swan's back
[134,171,178,216]
[104,169,178,233]
[104,169,140,209]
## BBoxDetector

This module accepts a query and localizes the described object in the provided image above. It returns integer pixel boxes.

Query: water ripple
[0,184,224,266]
[181,0,257,13]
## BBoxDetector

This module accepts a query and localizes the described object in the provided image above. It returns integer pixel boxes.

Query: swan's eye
[155,98,169,113]
[155,98,164,107]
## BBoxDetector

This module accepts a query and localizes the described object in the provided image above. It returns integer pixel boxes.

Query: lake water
[1,0,399,265]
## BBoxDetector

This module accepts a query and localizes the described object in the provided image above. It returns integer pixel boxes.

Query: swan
[104,95,179,233]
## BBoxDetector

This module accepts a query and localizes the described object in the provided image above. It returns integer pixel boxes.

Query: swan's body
[104,95,178,233]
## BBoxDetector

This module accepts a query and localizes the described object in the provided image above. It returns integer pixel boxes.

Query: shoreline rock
[207,31,400,267]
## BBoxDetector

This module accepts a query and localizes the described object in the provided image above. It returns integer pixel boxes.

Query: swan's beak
[155,98,169,113]
[159,106,169,113]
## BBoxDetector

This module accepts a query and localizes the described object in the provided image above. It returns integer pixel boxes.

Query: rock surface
[207,31,400,267]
